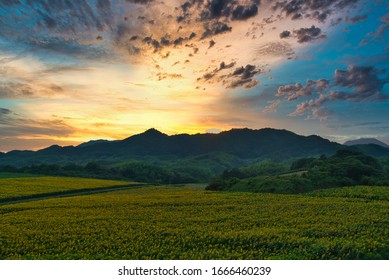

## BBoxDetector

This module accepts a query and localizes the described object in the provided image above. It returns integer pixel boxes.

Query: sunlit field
[0,176,134,201]
[0,177,387,260]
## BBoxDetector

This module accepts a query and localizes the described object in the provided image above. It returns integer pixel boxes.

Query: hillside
[207,149,389,194]
[0,128,342,166]
[2,128,389,183]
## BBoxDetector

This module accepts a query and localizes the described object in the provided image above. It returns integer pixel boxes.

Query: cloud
[294,25,326,43]
[198,61,236,82]
[262,99,281,113]
[199,0,260,21]
[198,62,260,89]
[201,22,232,39]
[279,65,389,119]
[279,30,291,39]
[310,107,334,121]
[346,14,367,23]
[225,64,260,89]
[231,4,259,21]
[256,41,294,57]
[277,79,330,101]
[370,12,389,39]
[0,108,75,138]
[0,108,12,115]
[328,66,387,100]
[157,72,183,81]
[0,0,367,98]
[0,82,34,99]
[272,0,359,22]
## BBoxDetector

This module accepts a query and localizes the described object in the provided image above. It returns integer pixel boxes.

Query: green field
[0,176,135,201]
[0,172,42,179]
[0,176,388,260]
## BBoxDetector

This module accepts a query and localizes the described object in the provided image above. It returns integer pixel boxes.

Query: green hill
[207,149,389,193]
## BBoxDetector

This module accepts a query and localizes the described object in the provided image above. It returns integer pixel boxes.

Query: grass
[0,177,387,260]
[0,176,135,201]
[0,172,43,179]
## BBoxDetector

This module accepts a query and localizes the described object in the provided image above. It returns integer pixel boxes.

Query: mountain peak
[140,128,168,137]
[344,138,389,148]
[123,128,168,142]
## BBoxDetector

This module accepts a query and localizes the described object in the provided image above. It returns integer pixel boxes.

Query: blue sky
[0,0,388,151]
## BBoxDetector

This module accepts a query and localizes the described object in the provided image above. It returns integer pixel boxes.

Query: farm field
[0,176,388,260]
[0,175,136,201]
[0,172,43,179]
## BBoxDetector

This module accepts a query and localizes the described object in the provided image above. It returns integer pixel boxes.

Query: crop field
[0,177,388,260]
[306,186,389,201]
[0,172,42,179]
[0,176,135,201]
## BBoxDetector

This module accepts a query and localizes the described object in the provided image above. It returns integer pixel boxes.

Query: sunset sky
[0,0,388,151]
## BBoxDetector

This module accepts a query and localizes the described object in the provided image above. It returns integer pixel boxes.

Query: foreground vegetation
[0,176,133,201]
[0,177,388,259]
[207,149,389,193]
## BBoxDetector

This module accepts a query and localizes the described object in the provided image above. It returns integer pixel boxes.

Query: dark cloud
[199,62,260,89]
[0,108,12,115]
[200,0,231,20]
[201,22,232,39]
[277,79,330,101]
[272,0,359,22]
[279,30,291,39]
[333,65,387,101]
[279,65,388,119]
[225,64,260,89]
[198,61,236,82]
[231,4,259,21]
[179,0,259,23]
[173,37,185,46]
[294,25,325,43]
[189,32,197,40]
[219,61,236,70]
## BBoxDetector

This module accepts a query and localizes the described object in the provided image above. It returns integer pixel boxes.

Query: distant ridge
[0,128,388,168]
[344,138,389,148]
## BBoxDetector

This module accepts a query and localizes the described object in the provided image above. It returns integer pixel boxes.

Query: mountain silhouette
[344,138,389,148]
[1,128,388,167]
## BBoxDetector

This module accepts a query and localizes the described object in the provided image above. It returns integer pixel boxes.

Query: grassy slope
[0,185,387,260]
[0,176,134,200]
[0,172,43,178]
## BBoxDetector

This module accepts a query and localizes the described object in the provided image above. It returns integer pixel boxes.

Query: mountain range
[1,128,389,168]
[344,138,389,148]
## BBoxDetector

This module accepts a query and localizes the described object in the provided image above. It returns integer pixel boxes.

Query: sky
[0,0,388,152]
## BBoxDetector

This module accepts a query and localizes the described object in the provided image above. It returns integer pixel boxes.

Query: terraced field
[0,176,387,260]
